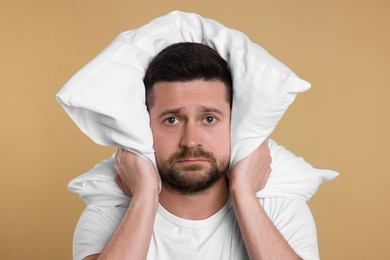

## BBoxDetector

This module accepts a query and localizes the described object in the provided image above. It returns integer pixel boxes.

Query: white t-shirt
[73,196,319,260]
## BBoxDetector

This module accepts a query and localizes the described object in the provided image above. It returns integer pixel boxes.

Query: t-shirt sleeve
[73,205,127,260]
[260,196,320,260]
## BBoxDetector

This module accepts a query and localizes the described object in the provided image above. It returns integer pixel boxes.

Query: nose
[179,121,202,149]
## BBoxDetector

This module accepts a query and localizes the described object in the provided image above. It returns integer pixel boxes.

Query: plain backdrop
[1,0,389,259]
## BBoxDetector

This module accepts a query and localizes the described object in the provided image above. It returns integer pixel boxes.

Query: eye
[203,116,217,125]
[164,117,180,125]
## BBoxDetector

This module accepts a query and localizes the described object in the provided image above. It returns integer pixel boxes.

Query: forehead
[149,80,230,112]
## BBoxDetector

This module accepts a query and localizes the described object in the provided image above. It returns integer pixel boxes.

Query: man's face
[148,80,231,195]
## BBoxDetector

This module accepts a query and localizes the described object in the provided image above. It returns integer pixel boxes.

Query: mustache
[167,148,217,165]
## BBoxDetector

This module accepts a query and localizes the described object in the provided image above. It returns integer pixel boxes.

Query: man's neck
[158,177,230,220]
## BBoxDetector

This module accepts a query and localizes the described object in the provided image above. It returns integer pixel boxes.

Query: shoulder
[260,196,320,260]
[73,205,127,260]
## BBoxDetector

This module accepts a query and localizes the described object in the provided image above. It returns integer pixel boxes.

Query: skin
[85,80,300,260]
[150,80,232,219]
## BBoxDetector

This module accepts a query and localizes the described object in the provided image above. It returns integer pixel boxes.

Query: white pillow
[56,10,311,169]
[57,11,338,198]
[68,139,338,206]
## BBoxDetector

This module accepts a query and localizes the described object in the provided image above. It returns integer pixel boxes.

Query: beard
[157,148,229,196]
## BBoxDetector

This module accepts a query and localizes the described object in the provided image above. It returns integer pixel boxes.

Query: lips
[178,158,209,164]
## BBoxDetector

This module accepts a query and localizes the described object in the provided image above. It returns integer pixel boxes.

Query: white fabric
[73,197,319,260]
[56,10,311,176]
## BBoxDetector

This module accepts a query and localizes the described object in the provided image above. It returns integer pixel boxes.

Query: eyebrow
[157,106,225,119]
[199,105,225,117]
[157,108,183,119]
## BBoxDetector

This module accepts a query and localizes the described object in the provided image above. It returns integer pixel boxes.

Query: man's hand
[229,139,271,195]
[229,140,300,259]
[114,148,159,198]
[93,149,159,259]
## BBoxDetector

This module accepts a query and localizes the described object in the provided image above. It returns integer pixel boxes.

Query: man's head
[144,42,233,109]
[144,43,232,195]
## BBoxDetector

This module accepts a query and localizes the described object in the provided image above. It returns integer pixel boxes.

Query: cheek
[216,135,231,157]
[208,126,231,158]
[151,129,176,164]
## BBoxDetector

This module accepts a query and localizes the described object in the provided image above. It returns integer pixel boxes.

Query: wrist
[230,187,258,209]
[132,187,159,208]
[229,177,257,198]
[133,179,159,198]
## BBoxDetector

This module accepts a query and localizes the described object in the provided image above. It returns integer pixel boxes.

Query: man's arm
[85,149,159,260]
[229,140,301,260]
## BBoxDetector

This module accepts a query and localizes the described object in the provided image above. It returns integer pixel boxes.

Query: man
[77,43,317,260]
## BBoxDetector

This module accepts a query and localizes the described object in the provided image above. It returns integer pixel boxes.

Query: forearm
[231,191,300,260]
[97,190,159,260]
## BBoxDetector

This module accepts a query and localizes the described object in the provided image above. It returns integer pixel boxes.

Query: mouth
[178,158,209,165]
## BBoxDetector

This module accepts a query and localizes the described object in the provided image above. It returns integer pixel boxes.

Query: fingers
[259,139,272,169]
[114,147,133,197]
[115,147,124,164]
[114,147,159,196]
[114,147,132,175]
[115,174,133,197]
[259,139,271,156]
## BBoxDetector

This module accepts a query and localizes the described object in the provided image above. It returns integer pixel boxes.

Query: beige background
[1,0,389,259]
